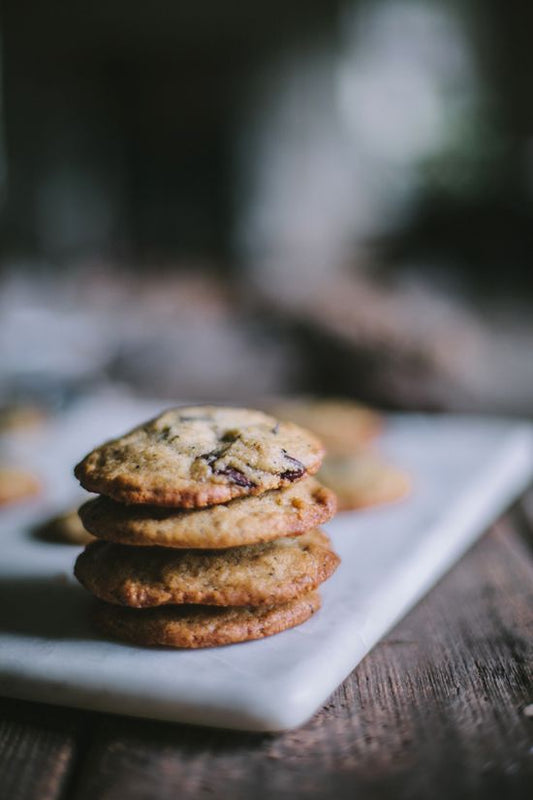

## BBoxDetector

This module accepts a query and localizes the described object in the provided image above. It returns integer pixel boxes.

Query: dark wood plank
[65,508,533,800]
[0,698,86,800]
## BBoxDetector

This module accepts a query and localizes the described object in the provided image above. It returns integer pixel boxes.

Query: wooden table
[1,495,532,800]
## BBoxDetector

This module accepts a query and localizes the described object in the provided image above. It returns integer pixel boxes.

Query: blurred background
[1,0,532,417]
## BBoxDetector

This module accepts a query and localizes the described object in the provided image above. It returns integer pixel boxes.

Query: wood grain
[0,698,83,800]
[70,510,533,800]
[1,502,532,800]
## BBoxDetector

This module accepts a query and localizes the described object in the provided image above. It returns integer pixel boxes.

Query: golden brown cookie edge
[92,592,322,648]
[74,460,322,508]
[74,532,340,608]
[77,480,336,548]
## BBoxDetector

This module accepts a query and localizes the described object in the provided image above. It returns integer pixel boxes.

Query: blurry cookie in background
[0,404,47,434]
[34,507,96,545]
[0,467,41,507]
[319,454,411,511]
[269,398,382,456]
[270,396,411,511]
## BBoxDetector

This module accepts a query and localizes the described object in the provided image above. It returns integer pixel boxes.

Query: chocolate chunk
[279,468,305,482]
[215,466,255,488]
[220,430,240,443]
[280,450,306,482]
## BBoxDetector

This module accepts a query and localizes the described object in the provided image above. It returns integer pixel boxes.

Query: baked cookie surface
[78,477,336,548]
[74,529,338,608]
[319,454,411,511]
[93,591,321,648]
[270,398,382,456]
[75,406,324,507]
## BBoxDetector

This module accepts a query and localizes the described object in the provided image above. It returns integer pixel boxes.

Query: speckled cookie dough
[75,406,324,508]
[78,478,336,548]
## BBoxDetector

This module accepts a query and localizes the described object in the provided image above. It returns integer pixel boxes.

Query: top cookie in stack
[75,407,325,507]
[74,406,339,648]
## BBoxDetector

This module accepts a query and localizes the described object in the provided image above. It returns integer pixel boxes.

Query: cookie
[74,406,324,508]
[35,507,96,545]
[0,404,46,433]
[78,477,336,548]
[270,398,382,456]
[319,454,410,511]
[93,591,321,648]
[74,528,339,608]
[0,467,41,507]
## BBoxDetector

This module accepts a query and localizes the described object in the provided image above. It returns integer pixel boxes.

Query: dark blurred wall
[380,0,533,296]
[0,0,532,298]
[0,0,336,261]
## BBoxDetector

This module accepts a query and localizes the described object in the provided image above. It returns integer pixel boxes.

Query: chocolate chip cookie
[93,591,321,648]
[74,528,338,608]
[75,406,324,507]
[78,477,336,548]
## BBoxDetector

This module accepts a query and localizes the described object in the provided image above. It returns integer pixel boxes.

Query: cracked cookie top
[74,406,324,507]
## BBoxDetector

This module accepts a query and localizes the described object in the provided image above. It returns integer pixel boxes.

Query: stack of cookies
[73,407,339,648]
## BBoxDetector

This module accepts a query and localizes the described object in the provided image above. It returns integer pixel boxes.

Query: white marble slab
[0,394,532,731]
